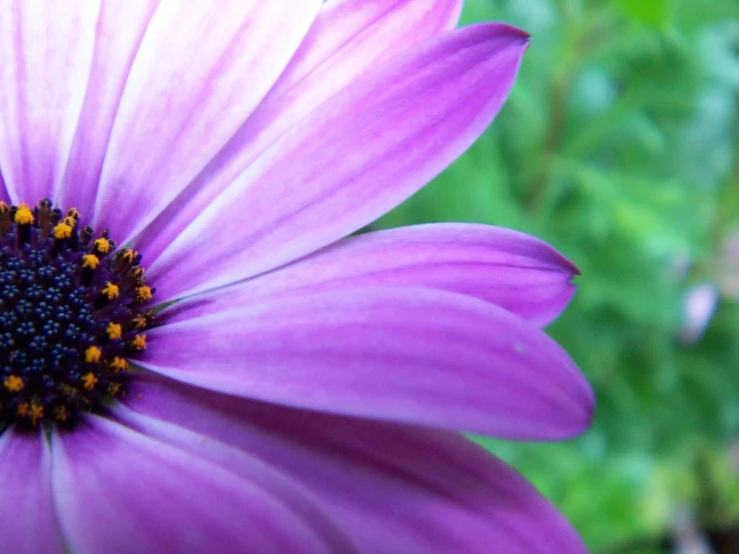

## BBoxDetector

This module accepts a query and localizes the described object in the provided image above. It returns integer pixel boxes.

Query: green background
[373,0,739,551]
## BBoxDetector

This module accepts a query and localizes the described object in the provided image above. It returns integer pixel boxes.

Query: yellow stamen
[102,282,120,299]
[14,204,34,225]
[106,322,122,340]
[81,372,98,390]
[135,286,153,302]
[55,406,68,422]
[130,334,147,351]
[82,254,100,269]
[29,402,44,425]
[122,249,137,263]
[131,315,146,329]
[17,403,29,417]
[129,266,144,279]
[110,357,128,373]
[3,375,24,392]
[85,346,102,363]
[53,222,73,239]
[94,237,111,253]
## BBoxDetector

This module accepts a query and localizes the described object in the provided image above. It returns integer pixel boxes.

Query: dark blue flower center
[0,200,155,429]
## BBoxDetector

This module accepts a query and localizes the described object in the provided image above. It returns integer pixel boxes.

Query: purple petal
[136,0,463,265]
[123,375,589,553]
[172,223,578,327]
[109,404,355,552]
[51,416,338,553]
[0,428,65,553]
[0,170,8,202]
[57,1,160,218]
[0,1,98,203]
[147,23,529,301]
[89,0,321,243]
[144,287,593,439]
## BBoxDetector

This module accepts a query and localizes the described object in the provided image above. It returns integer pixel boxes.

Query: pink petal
[136,0,463,263]
[164,223,578,327]
[147,23,529,301]
[144,287,593,439]
[0,428,65,553]
[0,1,99,203]
[51,416,338,553]
[123,375,589,554]
[90,0,321,243]
[57,0,160,217]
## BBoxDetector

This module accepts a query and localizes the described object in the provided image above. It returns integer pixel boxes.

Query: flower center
[0,200,155,429]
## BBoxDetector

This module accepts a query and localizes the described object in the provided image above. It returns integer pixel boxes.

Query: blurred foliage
[373,0,739,551]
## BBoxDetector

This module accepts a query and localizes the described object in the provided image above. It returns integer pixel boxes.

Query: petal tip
[473,22,530,48]
[496,22,531,44]
[568,379,596,438]
[546,360,596,441]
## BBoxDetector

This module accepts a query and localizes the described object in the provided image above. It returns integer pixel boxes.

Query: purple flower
[679,282,718,344]
[0,1,593,552]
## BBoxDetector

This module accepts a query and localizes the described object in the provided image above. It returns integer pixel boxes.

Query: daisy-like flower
[0,1,594,552]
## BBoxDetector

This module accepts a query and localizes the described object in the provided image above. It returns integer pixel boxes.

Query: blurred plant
[372,0,739,550]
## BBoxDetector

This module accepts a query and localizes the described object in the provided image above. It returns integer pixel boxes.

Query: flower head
[0,1,593,552]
